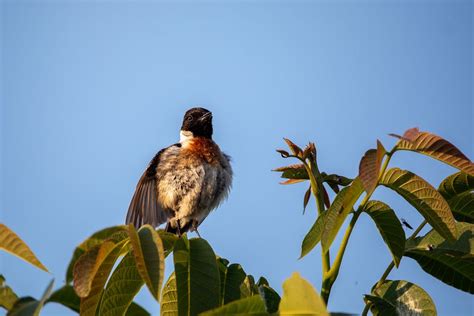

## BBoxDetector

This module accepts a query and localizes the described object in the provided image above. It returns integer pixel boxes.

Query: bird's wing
[126,148,170,228]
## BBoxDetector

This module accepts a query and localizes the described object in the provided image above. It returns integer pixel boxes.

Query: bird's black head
[181,107,213,139]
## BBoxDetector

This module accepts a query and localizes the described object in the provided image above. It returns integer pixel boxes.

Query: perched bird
[126,107,233,236]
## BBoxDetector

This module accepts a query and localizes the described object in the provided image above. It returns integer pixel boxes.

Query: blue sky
[1,0,472,315]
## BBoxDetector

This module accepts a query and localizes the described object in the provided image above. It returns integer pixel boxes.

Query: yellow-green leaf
[0,275,18,310]
[359,140,386,194]
[0,224,48,272]
[160,273,178,316]
[73,241,117,298]
[366,280,436,316]
[321,178,364,253]
[78,239,129,316]
[279,272,328,316]
[129,224,165,301]
[99,252,145,316]
[66,225,127,283]
[240,275,258,298]
[300,212,327,259]
[380,168,457,242]
[396,130,474,176]
[200,295,267,316]
[8,280,54,316]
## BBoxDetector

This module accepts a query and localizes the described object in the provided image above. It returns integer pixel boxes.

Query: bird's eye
[186,116,193,122]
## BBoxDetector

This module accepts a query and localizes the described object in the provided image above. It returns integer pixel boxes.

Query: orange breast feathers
[183,137,222,165]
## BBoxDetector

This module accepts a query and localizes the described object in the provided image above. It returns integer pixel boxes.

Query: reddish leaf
[303,186,311,214]
[396,130,474,176]
[283,138,302,156]
[303,142,317,160]
[273,164,305,172]
[359,140,386,194]
[276,149,290,158]
[280,179,305,185]
[403,127,421,142]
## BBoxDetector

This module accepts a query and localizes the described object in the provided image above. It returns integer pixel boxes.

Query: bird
[125,107,233,236]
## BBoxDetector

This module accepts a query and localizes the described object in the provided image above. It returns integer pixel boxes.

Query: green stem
[303,158,332,302]
[322,150,395,303]
[361,220,428,316]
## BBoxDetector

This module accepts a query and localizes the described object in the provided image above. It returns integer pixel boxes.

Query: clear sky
[1,0,472,315]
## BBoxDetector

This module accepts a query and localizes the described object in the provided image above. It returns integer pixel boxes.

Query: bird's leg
[192,221,201,238]
[176,219,182,237]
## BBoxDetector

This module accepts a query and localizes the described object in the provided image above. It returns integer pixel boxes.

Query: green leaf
[257,282,280,314]
[362,201,406,267]
[0,275,19,311]
[380,168,457,241]
[99,252,145,316]
[174,236,221,316]
[160,273,178,316]
[359,140,386,194]
[438,172,474,223]
[303,186,312,214]
[438,172,474,200]
[321,178,364,253]
[366,280,436,316]
[240,275,259,298]
[66,225,127,283]
[322,173,354,187]
[218,260,246,305]
[274,164,309,180]
[125,303,151,316]
[200,295,267,316]
[8,280,54,316]
[447,192,474,223]
[129,224,165,301]
[74,239,129,316]
[395,129,474,176]
[300,212,327,259]
[279,272,328,316]
[405,222,474,293]
[46,285,79,312]
[157,230,179,257]
[0,224,48,272]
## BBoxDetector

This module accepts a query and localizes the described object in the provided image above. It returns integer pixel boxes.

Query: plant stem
[361,220,428,316]
[322,150,395,304]
[304,158,332,301]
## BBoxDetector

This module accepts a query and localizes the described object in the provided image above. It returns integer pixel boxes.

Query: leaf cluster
[274,127,474,314]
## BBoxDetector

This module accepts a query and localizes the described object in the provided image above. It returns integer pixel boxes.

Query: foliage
[0,127,472,315]
[274,127,473,315]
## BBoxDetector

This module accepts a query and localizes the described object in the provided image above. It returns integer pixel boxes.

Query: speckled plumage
[126,108,232,235]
